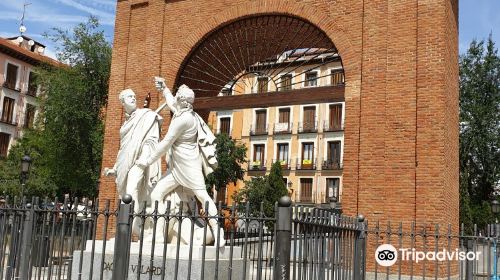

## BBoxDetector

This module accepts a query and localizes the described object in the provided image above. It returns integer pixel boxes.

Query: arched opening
[174,14,346,207]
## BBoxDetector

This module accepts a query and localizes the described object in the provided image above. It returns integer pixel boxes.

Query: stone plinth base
[71,240,243,280]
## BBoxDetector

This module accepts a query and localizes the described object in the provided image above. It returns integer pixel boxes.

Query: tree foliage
[459,35,500,231]
[205,133,247,193]
[232,162,288,219]
[0,17,111,198]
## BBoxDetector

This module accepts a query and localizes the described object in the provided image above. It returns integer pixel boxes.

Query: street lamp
[492,200,500,280]
[20,155,32,198]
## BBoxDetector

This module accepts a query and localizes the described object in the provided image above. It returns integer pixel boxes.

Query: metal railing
[321,160,343,170]
[295,158,317,170]
[0,195,495,280]
[322,121,343,132]
[298,122,317,133]
[273,123,292,134]
[248,160,267,171]
[250,125,268,136]
[272,159,291,170]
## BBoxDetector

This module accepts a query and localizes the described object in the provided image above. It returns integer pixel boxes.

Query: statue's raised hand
[154,76,166,92]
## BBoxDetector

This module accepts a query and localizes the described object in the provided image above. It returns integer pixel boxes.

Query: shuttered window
[255,109,267,133]
[329,104,342,130]
[330,70,344,85]
[280,74,292,91]
[257,77,268,93]
[300,178,313,203]
[1,97,15,124]
[24,104,36,128]
[278,108,290,123]
[5,64,18,89]
[327,141,341,165]
[0,133,10,158]
[219,117,231,135]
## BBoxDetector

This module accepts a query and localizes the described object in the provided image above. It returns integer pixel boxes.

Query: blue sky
[0,0,498,59]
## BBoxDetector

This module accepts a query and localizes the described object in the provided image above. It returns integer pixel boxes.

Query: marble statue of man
[135,79,225,247]
[104,89,162,234]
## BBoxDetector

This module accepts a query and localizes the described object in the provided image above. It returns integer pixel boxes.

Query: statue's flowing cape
[115,108,161,195]
[195,112,218,176]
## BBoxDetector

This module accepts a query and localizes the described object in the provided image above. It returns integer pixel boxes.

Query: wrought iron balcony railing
[321,160,343,170]
[248,160,267,171]
[322,120,344,132]
[2,81,20,92]
[295,158,317,170]
[298,121,317,133]
[272,159,291,170]
[250,125,268,136]
[273,122,292,134]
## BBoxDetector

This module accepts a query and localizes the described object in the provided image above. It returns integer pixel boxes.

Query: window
[327,141,341,166]
[328,104,342,130]
[24,104,36,129]
[254,109,267,134]
[302,106,316,131]
[330,70,344,86]
[0,133,9,158]
[216,186,227,205]
[257,77,268,93]
[253,144,265,167]
[278,108,290,123]
[1,97,15,124]
[280,74,292,91]
[304,71,318,87]
[219,117,231,135]
[302,142,314,165]
[326,178,340,201]
[4,63,18,90]
[28,72,38,96]
[300,178,313,203]
[275,107,291,133]
[277,143,289,164]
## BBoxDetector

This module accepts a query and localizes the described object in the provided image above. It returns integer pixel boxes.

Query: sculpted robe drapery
[147,110,218,190]
[115,108,162,196]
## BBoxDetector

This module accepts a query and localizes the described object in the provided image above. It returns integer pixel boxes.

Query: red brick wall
[99,0,458,240]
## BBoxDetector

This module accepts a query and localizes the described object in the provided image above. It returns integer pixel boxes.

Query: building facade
[0,36,57,157]
[99,0,459,236]
[208,51,346,207]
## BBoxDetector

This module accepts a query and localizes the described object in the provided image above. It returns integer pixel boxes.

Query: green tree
[205,133,247,194]
[0,17,111,198]
[233,162,288,219]
[459,35,500,230]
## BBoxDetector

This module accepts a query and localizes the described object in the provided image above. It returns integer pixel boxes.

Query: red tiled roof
[0,37,62,67]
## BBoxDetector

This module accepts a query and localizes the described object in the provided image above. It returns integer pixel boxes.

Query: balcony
[321,160,343,170]
[248,160,267,171]
[0,117,17,127]
[273,122,292,134]
[250,125,268,136]
[272,159,291,170]
[297,196,313,204]
[295,158,317,170]
[322,121,343,132]
[298,121,317,133]
[2,81,20,92]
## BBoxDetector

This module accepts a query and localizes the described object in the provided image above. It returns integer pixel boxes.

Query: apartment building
[0,35,58,157]
[208,50,345,207]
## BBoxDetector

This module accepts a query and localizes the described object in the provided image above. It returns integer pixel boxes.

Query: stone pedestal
[71,240,244,280]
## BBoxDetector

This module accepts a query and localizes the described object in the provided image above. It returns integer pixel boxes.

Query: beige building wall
[209,60,345,206]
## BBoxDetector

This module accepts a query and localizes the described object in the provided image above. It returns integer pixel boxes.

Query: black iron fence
[0,196,499,280]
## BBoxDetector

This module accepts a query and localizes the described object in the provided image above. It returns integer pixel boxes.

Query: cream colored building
[209,50,345,206]
[0,35,58,157]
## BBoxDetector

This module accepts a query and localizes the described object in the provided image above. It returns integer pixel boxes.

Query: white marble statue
[103,89,162,235]
[135,78,226,247]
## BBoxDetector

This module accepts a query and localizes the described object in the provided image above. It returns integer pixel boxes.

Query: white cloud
[51,0,115,25]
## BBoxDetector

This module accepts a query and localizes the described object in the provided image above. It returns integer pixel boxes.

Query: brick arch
[168,0,356,88]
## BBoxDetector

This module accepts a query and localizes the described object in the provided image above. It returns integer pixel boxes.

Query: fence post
[112,194,133,280]
[465,239,474,280]
[19,203,35,280]
[274,196,292,280]
[353,215,366,280]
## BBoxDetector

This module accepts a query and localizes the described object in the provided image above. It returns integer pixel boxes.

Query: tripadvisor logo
[375,244,481,267]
